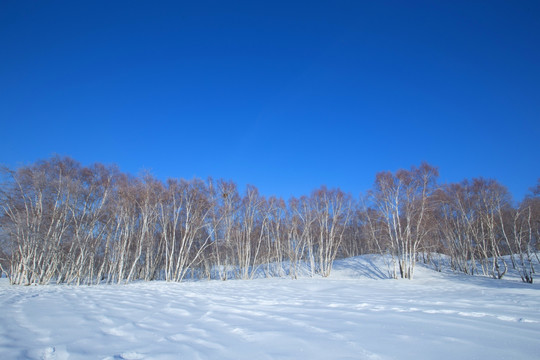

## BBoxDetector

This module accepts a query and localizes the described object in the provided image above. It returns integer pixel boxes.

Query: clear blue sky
[1,1,539,202]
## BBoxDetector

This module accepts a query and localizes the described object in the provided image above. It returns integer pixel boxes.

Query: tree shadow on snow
[334,256,391,280]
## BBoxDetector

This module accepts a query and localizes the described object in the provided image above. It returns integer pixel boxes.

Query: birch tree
[311,186,353,277]
[370,163,438,279]
[0,158,77,284]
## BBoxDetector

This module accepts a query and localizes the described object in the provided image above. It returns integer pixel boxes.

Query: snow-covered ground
[1,256,539,360]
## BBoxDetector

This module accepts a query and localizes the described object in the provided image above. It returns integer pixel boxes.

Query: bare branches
[369,163,439,279]
[0,157,537,285]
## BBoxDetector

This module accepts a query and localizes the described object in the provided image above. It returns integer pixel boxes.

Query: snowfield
[1,256,539,360]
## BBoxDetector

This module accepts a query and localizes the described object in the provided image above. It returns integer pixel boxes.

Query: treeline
[0,156,538,285]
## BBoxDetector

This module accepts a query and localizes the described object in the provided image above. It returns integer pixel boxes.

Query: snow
[1,256,539,360]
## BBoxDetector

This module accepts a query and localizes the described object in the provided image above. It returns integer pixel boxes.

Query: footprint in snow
[103,352,145,360]
[26,346,69,360]
[117,352,145,360]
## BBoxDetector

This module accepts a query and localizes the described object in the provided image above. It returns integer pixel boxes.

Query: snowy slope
[1,256,539,360]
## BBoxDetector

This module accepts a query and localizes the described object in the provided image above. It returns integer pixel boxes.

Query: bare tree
[261,196,288,277]
[62,163,115,285]
[0,158,81,284]
[207,179,240,280]
[2,156,535,286]
[370,163,438,279]
[310,187,353,277]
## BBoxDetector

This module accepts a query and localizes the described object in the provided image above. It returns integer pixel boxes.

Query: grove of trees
[0,156,538,285]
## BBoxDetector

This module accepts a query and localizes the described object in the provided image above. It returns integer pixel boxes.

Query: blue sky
[1,1,539,202]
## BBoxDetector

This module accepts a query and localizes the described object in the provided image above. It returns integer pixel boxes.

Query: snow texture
[1,256,539,359]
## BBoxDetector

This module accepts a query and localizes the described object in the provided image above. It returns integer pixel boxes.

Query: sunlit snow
[1,256,539,360]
